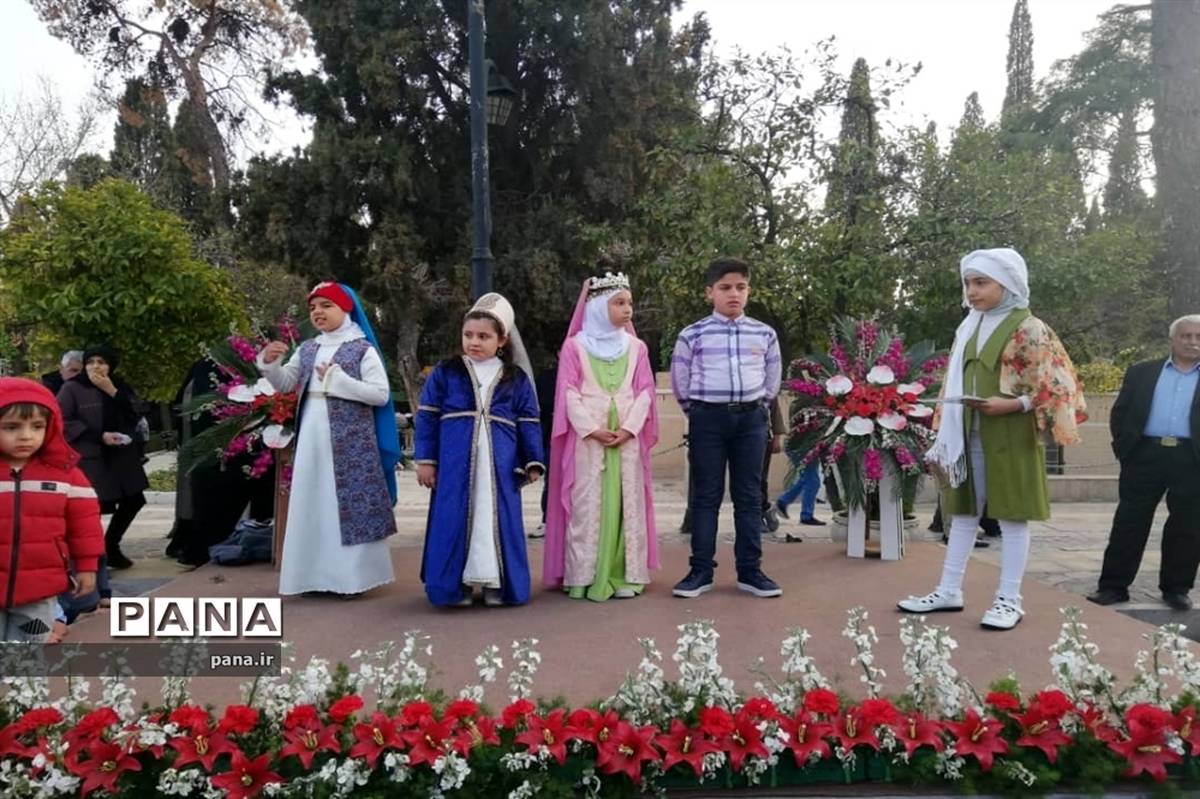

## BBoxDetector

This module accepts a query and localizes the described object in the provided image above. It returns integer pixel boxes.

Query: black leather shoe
[799,517,826,526]
[1086,588,1129,606]
[106,548,134,570]
[1163,592,1193,611]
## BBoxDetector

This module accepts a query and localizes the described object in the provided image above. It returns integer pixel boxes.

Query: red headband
[308,282,353,312]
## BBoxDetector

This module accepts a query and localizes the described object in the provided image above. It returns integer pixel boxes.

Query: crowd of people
[1,251,1197,642]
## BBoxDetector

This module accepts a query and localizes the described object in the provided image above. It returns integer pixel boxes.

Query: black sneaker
[672,569,713,598]
[736,570,782,598]
[799,516,826,526]
[763,507,781,533]
[773,499,790,520]
[106,548,133,570]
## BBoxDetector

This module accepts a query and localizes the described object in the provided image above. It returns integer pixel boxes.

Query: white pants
[936,431,1031,605]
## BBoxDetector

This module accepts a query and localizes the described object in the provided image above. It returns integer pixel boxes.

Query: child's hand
[966,396,1023,416]
[73,572,96,597]
[525,466,544,485]
[587,430,619,447]
[261,341,288,364]
[315,362,333,381]
[770,434,784,454]
[605,430,635,448]
[417,464,437,489]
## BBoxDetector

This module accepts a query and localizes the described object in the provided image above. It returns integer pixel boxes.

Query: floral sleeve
[999,316,1088,445]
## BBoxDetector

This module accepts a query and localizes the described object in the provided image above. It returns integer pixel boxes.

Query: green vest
[941,309,1050,522]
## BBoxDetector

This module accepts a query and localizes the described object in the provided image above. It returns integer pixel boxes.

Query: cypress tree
[1103,107,1149,222]
[1002,0,1035,123]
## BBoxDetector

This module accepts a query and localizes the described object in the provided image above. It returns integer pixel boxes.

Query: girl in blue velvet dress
[415,293,544,607]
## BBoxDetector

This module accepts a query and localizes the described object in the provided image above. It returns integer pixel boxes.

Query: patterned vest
[298,338,397,546]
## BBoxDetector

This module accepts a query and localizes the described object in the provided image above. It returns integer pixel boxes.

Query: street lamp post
[468,1,517,301]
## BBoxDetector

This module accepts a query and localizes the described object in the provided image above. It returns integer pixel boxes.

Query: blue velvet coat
[415,358,545,606]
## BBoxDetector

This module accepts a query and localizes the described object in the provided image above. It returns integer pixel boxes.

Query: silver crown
[587,271,631,296]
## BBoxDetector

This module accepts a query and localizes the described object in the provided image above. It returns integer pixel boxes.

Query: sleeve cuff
[1018,395,1034,413]
[73,557,100,573]
[524,461,546,474]
[414,459,437,466]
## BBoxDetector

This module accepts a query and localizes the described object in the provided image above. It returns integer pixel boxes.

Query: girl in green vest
[898,248,1086,630]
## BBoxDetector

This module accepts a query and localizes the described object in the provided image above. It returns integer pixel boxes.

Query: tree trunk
[1152,0,1200,318]
[392,311,424,417]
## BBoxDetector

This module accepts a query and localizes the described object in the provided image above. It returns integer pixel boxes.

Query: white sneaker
[613,588,637,599]
[897,590,964,614]
[980,597,1024,630]
[528,523,545,539]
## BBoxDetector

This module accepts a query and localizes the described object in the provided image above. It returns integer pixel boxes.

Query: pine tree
[1002,0,1035,124]
[960,92,986,132]
[1104,108,1150,223]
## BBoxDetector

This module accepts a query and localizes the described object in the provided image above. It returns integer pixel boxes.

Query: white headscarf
[579,290,631,361]
[468,292,536,385]
[926,248,1031,486]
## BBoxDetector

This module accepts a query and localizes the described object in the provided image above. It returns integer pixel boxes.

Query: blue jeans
[686,402,769,575]
[776,460,820,520]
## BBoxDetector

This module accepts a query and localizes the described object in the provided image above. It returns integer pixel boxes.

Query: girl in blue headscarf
[257,281,401,596]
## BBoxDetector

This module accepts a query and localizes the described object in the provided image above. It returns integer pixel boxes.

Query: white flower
[897,382,926,395]
[906,405,934,418]
[877,412,908,431]
[825,375,853,396]
[844,416,875,436]
[867,365,895,385]
[262,425,294,449]
[228,378,276,403]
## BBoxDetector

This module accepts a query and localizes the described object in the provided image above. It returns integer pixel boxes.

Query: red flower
[399,700,435,727]
[946,709,1008,771]
[889,712,944,758]
[832,708,879,752]
[568,707,621,746]
[169,705,212,736]
[280,723,341,769]
[350,712,405,768]
[1012,707,1072,763]
[1174,706,1200,754]
[500,699,536,729]
[802,688,839,716]
[859,698,900,727]
[72,740,142,797]
[1032,690,1073,719]
[697,706,735,738]
[17,708,64,733]
[1077,703,1121,744]
[985,691,1021,712]
[594,722,658,782]
[656,719,719,776]
[328,695,364,724]
[283,705,320,731]
[0,724,32,759]
[723,711,770,771]
[1126,704,1174,736]
[404,715,456,768]
[454,714,500,754]
[1109,724,1182,782]
[741,697,780,721]
[210,752,283,799]
[515,708,571,765]
[217,705,259,736]
[779,710,832,765]
[168,730,237,772]
[66,708,120,749]
[444,699,479,722]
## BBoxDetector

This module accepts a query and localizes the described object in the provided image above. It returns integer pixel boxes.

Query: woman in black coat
[57,345,149,569]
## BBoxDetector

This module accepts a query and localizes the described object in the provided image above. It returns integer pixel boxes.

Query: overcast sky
[0,0,1118,165]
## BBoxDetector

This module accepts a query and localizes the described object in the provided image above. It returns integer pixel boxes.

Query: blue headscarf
[341,284,401,505]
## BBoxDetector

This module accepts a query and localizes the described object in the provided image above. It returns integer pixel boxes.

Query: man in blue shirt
[1089,315,1200,610]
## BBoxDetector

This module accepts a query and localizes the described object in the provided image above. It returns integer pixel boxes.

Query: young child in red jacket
[0,378,104,642]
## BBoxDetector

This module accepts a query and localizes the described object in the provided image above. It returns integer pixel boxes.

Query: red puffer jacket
[0,378,104,609]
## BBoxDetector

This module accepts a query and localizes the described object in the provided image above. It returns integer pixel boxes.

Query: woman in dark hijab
[57,345,149,570]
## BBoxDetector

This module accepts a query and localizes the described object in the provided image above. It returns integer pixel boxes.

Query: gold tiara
[587,271,630,297]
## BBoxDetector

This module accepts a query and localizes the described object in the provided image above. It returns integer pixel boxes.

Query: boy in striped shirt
[670,259,783,598]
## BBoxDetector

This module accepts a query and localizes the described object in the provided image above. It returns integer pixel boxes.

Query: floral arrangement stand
[271,445,295,570]
[785,318,946,563]
[846,460,905,561]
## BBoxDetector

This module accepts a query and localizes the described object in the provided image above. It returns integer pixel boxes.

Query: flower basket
[785,318,946,561]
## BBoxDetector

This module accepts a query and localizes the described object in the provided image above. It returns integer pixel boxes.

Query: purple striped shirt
[670,313,782,406]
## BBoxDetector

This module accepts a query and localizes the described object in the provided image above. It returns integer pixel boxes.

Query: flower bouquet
[785,319,946,556]
[177,316,304,481]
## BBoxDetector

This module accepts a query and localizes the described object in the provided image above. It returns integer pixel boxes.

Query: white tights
[935,431,1030,605]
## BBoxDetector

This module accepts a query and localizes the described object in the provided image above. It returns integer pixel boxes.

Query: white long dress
[462,357,503,587]
[257,320,396,595]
